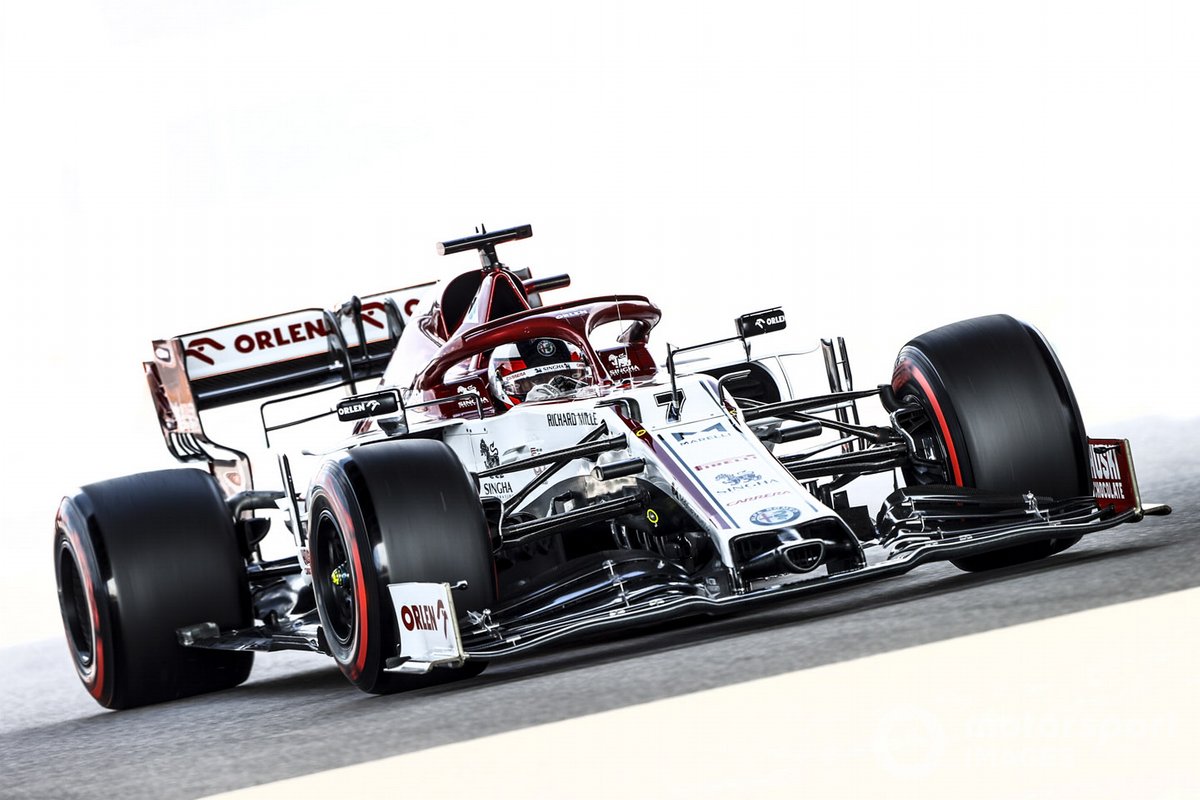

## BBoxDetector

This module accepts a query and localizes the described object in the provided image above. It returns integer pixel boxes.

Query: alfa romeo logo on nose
[536,339,556,357]
[749,506,802,526]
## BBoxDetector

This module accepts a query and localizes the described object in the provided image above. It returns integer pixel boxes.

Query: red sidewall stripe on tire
[323,486,371,681]
[57,503,106,702]
[895,360,963,486]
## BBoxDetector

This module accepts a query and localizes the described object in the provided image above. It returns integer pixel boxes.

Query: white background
[2,1,1197,644]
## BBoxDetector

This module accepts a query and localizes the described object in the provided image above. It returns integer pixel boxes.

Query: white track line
[209,588,1200,799]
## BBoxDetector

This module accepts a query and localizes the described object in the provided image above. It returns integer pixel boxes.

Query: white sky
[2,1,1197,643]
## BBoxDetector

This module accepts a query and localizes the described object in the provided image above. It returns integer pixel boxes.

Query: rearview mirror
[336,390,401,422]
[736,307,786,338]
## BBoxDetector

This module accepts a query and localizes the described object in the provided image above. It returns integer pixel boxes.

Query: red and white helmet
[489,338,595,407]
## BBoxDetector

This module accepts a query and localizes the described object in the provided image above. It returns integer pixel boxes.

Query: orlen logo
[361,301,389,329]
[185,337,226,365]
[399,599,450,637]
[336,391,399,421]
[227,302,394,356]
[339,399,381,417]
[737,308,785,338]
[184,298,423,369]
[228,318,331,355]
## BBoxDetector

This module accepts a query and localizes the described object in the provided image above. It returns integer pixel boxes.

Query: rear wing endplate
[145,283,432,496]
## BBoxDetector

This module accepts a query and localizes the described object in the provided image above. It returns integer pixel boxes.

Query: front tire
[892,314,1091,572]
[308,439,496,694]
[54,469,253,709]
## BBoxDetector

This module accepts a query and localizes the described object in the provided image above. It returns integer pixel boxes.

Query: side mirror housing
[736,307,786,338]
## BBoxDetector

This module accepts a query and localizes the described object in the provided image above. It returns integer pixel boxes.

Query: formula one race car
[54,225,1171,708]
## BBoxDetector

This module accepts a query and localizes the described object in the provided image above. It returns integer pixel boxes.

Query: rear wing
[145,282,433,496]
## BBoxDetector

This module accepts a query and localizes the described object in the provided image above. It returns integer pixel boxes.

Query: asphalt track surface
[2,418,1195,799]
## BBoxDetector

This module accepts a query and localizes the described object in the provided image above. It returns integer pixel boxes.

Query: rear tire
[308,439,496,694]
[892,315,1090,572]
[54,469,253,709]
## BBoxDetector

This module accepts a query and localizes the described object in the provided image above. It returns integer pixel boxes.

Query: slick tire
[892,314,1090,572]
[54,469,253,709]
[308,439,496,694]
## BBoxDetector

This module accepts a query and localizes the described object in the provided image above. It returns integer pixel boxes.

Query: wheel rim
[57,542,94,669]
[894,400,954,486]
[314,510,357,647]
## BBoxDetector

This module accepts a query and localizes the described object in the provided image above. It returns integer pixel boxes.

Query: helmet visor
[502,362,592,401]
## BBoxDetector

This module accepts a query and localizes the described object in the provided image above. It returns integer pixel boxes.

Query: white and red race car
[54,224,1170,707]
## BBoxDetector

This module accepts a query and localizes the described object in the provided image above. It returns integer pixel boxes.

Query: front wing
[452,499,1165,663]
[178,440,1170,669]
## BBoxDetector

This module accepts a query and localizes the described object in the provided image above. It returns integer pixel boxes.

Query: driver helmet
[489,338,595,407]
